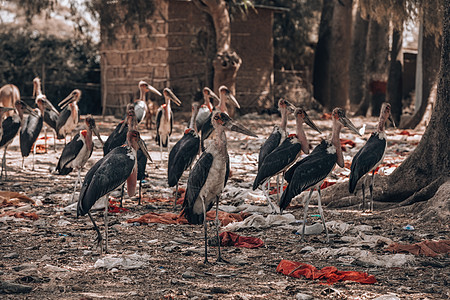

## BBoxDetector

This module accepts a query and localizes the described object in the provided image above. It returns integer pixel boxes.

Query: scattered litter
[326,220,373,235]
[276,259,377,284]
[128,211,249,226]
[340,232,393,248]
[386,240,450,257]
[296,223,324,235]
[374,295,401,300]
[94,253,151,270]
[44,264,69,272]
[220,231,264,248]
[0,211,38,220]
[403,224,415,231]
[222,213,296,231]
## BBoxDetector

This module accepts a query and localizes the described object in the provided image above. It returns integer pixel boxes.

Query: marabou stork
[257,99,295,201]
[77,130,152,253]
[182,111,257,263]
[56,89,81,141]
[349,103,394,212]
[103,104,136,156]
[0,106,16,141]
[55,115,104,202]
[280,108,360,242]
[20,96,50,170]
[0,101,37,178]
[200,86,240,152]
[252,108,321,213]
[155,88,182,163]
[133,80,162,124]
[168,103,200,209]
[196,87,219,131]
[33,77,60,151]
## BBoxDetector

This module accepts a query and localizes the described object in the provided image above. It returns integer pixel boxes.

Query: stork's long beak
[209,91,220,106]
[227,93,240,109]
[138,138,153,162]
[339,116,361,136]
[148,84,162,97]
[118,120,127,134]
[225,120,257,137]
[92,127,104,146]
[388,114,396,128]
[42,98,60,114]
[166,89,181,106]
[58,93,76,109]
[304,114,322,134]
[285,100,296,113]
[24,104,39,118]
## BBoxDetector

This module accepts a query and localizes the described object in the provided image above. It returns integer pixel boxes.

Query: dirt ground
[0,112,448,299]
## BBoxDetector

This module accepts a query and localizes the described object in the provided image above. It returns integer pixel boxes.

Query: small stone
[0,280,32,294]
[4,252,19,259]
[12,263,37,272]
[299,246,315,254]
[172,237,193,245]
[72,285,83,291]
[295,292,313,300]
[181,271,196,279]
[210,286,228,294]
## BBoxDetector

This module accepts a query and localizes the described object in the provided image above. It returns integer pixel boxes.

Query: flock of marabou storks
[0,78,394,263]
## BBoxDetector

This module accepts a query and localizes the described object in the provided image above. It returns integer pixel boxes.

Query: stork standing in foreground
[196,87,219,132]
[77,130,152,254]
[55,115,104,202]
[56,89,81,142]
[133,81,162,125]
[33,77,60,151]
[20,96,49,170]
[349,103,394,212]
[200,86,240,151]
[253,108,321,213]
[168,103,200,209]
[155,88,182,163]
[257,99,295,201]
[0,101,37,178]
[280,108,360,242]
[182,111,257,263]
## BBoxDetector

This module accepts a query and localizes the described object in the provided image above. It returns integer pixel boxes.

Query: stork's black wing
[195,108,211,131]
[168,133,200,187]
[137,148,148,181]
[349,133,386,193]
[0,115,20,147]
[258,128,281,169]
[252,137,301,190]
[279,142,336,211]
[56,132,83,175]
[44,108,59,131]
[77,146,135,216]
[103,122,127,156]
[182,152,213,225]
[55,107,71,138]
[20,115,43,157]
[200,117,214,151]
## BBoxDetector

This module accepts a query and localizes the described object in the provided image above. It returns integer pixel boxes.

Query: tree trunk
[349,2,369,110]
[355,18,389,116]
[383,1,450,204]
[313,0,334,110]
[387,27,403,125]
[400,10,441,129]
[193,0,242,117]
[329,0,353,109]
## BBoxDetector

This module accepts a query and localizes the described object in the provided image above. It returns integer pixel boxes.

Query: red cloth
[276,259,377,285]
[399,130,412,136]
[340,139,356,151]
[0,211,39,220]
[220,231,264,249]
[108,202,129,213]
[386,240,450,257]
[127,211,250,226]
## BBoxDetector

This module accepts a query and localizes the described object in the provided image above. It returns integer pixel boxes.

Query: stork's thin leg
[215,196,227,263]
[32,142,37,171]
[1,146,7,179]
[262,179,280,214]
[301,189,314,241]
[159,143,163,166]
[317,188,329,243]
[44,126,48,153]
[138,180,142,206]
[71,169,81,203]
[21,157,24,169]
[88,211,103,255]
[53,130,57,152]
[119,183,125,208]
[202,197,209,264]
[369,170,375,212]
[362,175,368,211]
[276,174,280,202]
[279,172,285,198]
[174,181,179,210]
[104,194,110,254]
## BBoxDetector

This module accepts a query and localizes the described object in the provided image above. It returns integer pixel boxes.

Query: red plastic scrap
[399,130,412,136]
[320,180,336,190]
[108,202,129,213]
[386,240,450,257]
[340,139,356,152]
[276,259,377,285]
[220,231,264,249]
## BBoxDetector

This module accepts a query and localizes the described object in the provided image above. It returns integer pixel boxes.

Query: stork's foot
[216,256,229,264]
[94,233,104,254]
[203,258,211,265]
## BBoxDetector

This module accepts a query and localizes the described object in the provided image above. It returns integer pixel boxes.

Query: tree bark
[329,0,353,109]
[193,0,242,117]
[400,10,441,129]
[383,1,450,203]
[355,18,389,116]
[387,27,403,125]
[349,2,369,110]
[313,0,334,110]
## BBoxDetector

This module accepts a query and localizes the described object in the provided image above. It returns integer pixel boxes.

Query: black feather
[103,122,127,156]
[168,131,200,187]
[56,132,86,175]
[20,114,43,157]
[0,115,20,148]
[258,127,281,169]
